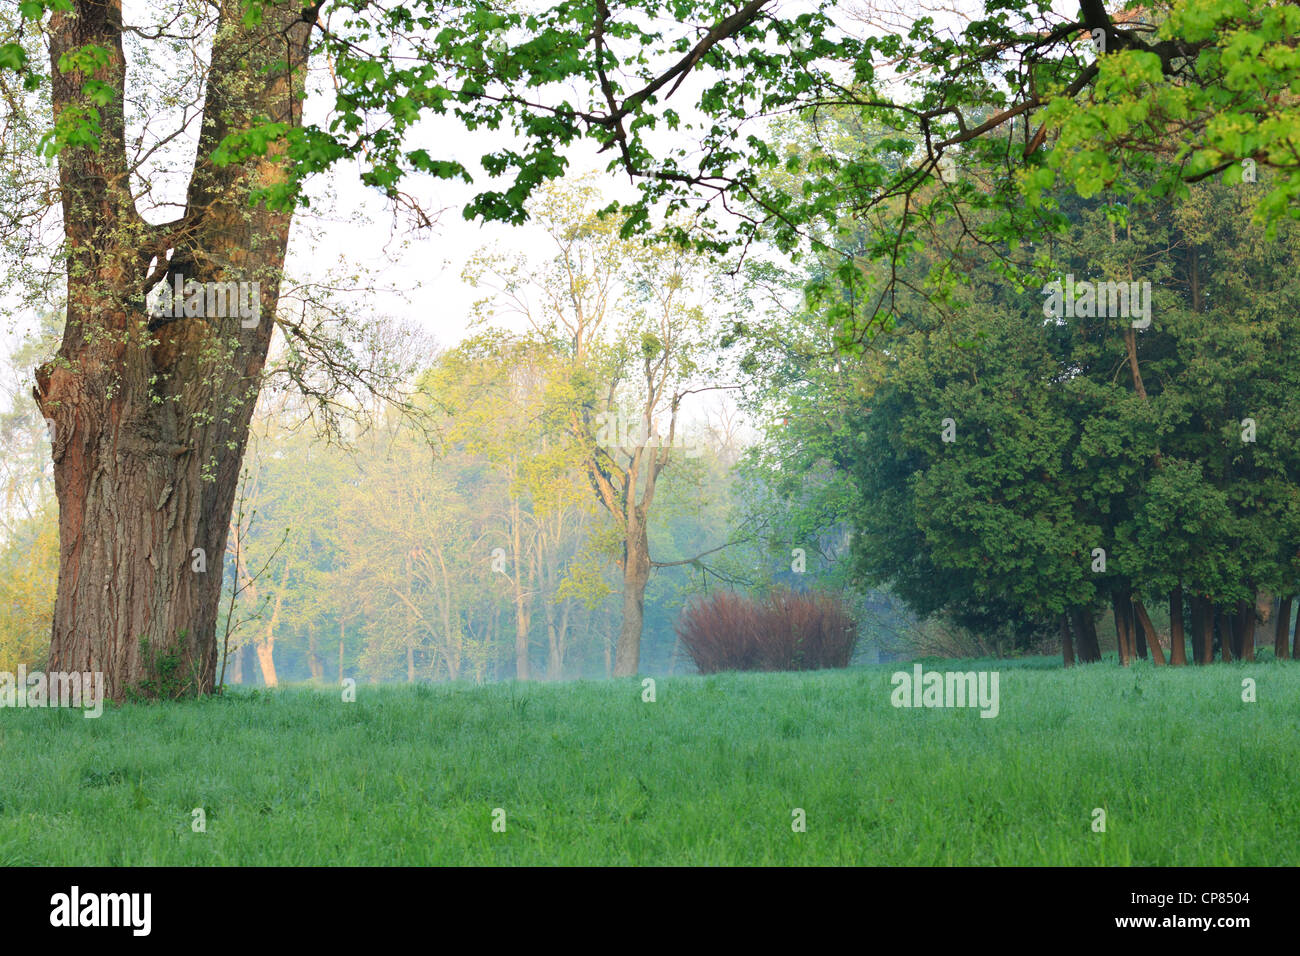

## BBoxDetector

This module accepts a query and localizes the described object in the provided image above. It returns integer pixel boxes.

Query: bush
[675,588,860,674]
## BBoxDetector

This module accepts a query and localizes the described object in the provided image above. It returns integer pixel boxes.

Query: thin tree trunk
[435,546,460,681]
[1169,586,1187,665]
[307,631,324,681]
[556,600,572,679]
[510,496,530,680]
[1216,609,1233,662]
[1112,593,1132,666]
[1293,602,1300,661]
[545,599,562,680]
[1276,596,1293,660]
[614,516,651,676]
[1060,613,1075,667]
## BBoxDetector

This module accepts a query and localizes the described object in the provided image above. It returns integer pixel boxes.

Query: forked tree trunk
[255,640,278,688]
[36,2,312,700]
[256,563,288,687]
[1132,598,1165,666]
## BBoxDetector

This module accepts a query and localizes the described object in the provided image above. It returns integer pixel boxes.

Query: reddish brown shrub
[675,588,860,674]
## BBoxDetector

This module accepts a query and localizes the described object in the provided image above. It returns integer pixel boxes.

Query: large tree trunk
[1169,586,1187,665]
[1069,607,1102,663]
[36,1,312,700]
[1191,595,1214,663]
[1234,599,1255,662]
[614,514,651,676]
[1276,596,1293,660]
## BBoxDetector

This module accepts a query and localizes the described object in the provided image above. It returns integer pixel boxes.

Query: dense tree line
[737,122,1300,663]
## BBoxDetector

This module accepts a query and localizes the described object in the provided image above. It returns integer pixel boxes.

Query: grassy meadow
[1,656,1297,865]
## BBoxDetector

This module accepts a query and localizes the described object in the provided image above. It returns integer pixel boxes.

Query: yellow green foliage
[0,507,57,671]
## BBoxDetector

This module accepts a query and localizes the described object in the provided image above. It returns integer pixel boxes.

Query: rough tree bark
[35,2,313,699]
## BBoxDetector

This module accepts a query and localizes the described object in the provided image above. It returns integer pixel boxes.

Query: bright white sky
[3,0,1076,389]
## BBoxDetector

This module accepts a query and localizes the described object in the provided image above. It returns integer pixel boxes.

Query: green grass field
[2,656,1297,865]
